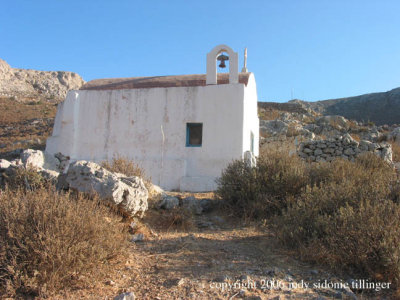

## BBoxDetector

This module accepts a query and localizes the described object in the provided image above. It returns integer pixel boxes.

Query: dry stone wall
[298,134,392,163]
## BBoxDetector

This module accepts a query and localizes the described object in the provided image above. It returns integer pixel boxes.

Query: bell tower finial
[241,48,248,73]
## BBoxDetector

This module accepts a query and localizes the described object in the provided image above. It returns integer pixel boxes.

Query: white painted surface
[46,79,259,191]
[243,73,260,157]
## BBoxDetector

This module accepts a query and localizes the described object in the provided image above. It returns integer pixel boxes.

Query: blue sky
[1,0,399,102]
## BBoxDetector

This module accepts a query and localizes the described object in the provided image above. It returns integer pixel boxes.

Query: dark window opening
[186,123,202,147]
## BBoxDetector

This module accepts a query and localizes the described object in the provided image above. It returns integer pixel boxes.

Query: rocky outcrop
[298,134,392,163]
[389,127,400,144]
[0,58,85,102]
[66,161,148,217]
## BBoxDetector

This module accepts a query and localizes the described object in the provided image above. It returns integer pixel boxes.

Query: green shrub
[0,187,127,297]
[216,151,308,218]
[215,160,261,218]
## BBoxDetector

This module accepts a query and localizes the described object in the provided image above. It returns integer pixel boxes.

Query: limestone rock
[380,145,393,163]
[114,292,135,300]
[182,196,214,215]
[182,196,203,215]
[260,119,288,136]
[20,149,66,172]
[0,159,11,169]
[66,161,148,217]
[317,115,349,130]
[157,193,179,210]
[40,169,60,184]
[0,58,85,102]
[389,127,400,144]
[21,149,45,169]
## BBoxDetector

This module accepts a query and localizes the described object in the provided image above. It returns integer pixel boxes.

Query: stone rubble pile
[298,134,392,163]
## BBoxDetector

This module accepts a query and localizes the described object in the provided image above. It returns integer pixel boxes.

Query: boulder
[157,193,179,210]
[114,292,135,300]
[316,115,349,130]
[21,149,44,169]
[0,159,11,169]
[20,149,63,171]
[65,161,148,217]
[182,196,203,215]
[182,196,214,215]
[380,145,393,163]
[40,169,60,184]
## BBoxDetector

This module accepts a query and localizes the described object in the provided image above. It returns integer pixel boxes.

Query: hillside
[0,58,85,102]
[288,87,400,125]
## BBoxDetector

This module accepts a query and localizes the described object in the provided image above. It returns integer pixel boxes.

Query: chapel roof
[80,73,251,91]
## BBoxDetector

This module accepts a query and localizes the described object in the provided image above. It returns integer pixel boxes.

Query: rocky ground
[258,105,400,167]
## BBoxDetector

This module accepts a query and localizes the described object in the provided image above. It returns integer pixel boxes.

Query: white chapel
[46,44,259,192]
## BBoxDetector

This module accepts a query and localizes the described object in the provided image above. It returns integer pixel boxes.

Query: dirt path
[122,215,357,300]
[59,196,378,300]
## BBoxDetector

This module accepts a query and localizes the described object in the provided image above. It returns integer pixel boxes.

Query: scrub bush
[217,151,400,286]
[0,187,127,297]
[216,151,308,218]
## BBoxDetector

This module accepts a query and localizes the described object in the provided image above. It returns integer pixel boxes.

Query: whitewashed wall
[243,73,260,157]
[46,80,258,192]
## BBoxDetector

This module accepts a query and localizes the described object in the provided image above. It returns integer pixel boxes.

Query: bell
[217,53,229,68]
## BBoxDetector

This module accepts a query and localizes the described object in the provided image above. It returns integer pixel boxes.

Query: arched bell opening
[216,51,230,84]
[206,44,238,85]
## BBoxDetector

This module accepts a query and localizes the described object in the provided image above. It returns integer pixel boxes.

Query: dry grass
[0,187,128,298]
[146,208,194,232]
[0,97,56,157]
[0,97,56,124]
[101,155,152,190]
[101,155,146,178]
